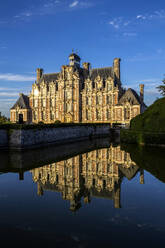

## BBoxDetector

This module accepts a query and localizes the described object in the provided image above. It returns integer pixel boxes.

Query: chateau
[31,145,144,211]
[10,53,146,125]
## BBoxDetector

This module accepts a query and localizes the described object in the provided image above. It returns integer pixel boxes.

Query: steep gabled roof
[38,73,60,84]
[90,67,114,81]
[11,94,30,110]
[119,88,141,105]
[119,164,139,180]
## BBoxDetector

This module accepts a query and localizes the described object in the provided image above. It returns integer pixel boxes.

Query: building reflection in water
[31,145,144,212]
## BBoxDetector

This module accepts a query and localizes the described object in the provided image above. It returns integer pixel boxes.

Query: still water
[0,138,165,247]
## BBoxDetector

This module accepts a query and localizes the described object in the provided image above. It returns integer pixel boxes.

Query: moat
[0,138,165,247]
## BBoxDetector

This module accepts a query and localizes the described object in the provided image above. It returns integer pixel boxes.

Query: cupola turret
[69,53,81,67]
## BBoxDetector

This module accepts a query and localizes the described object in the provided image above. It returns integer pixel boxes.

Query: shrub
[54,120,61,124]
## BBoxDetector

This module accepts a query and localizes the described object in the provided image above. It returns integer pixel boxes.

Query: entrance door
[19,114,23,124]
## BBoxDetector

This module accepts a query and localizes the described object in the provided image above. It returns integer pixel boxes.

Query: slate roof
[119,164,139,180]
[37,66,114,84]
[69,53,81,61]
[11,94,30,110]
[118,88,141,105]
[90,67,114,81]
[38,73,60,83]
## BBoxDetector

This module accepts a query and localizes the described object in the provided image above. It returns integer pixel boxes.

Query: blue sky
[0,0,165,116]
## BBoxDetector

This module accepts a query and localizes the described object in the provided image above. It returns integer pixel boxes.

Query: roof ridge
[91,66,112,71]
[43,72,59,76]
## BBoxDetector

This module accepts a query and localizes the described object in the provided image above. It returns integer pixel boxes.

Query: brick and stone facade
[10,53,146,125]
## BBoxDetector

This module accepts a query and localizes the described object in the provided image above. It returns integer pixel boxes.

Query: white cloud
[1,0,93,25]
[0,92,19,96]
[109,18,123,29]
[24,12,32,17]
[136,15,146,20]
[136,10,165,22]
[109,9,165,31]
[0,73,35,82]
[109,17,132,30]
[154,10,165,19]
[139,78,161,83]
[69,1,79,8]
[0,99,17,102]
[0,86,31,91]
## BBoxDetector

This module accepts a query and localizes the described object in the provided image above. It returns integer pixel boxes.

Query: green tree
[0,113,9,123]
[157,77,165,96]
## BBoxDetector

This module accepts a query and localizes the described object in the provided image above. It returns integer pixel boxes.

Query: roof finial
[72,48,74,53]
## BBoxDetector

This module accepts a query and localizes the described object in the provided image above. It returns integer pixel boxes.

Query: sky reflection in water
[0,139,165,247]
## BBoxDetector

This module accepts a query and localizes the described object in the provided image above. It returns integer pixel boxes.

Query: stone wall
[0,130,8,148]
[0,124,112,150]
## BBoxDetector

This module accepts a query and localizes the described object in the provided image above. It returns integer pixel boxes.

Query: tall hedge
[130,97,165,132]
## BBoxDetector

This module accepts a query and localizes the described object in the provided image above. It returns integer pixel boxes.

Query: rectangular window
[88,97,91,105]
[50,112,54,120]
[43,99,46,107]
[34,111,37,120]
[96,110,101,120]
[107,95,112,104]
[117,109,122,120]
[107,83,112,91]
[41,111,46,120]
[34,99,38,107]
[50,99,55,107]
[107,111,110,120]
[86,97,88,105]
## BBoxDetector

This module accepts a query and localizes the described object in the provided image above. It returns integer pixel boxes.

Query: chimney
[83,62,91,77]
[140,169,144,184]
[83,62,90,71]
[36,68,43,82]
[113,58,121,82]
[139,84,144,102]
[37,182,43,196]
[114,186,121,209]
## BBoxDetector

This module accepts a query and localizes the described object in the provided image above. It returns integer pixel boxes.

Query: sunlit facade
[10,53,146,124]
